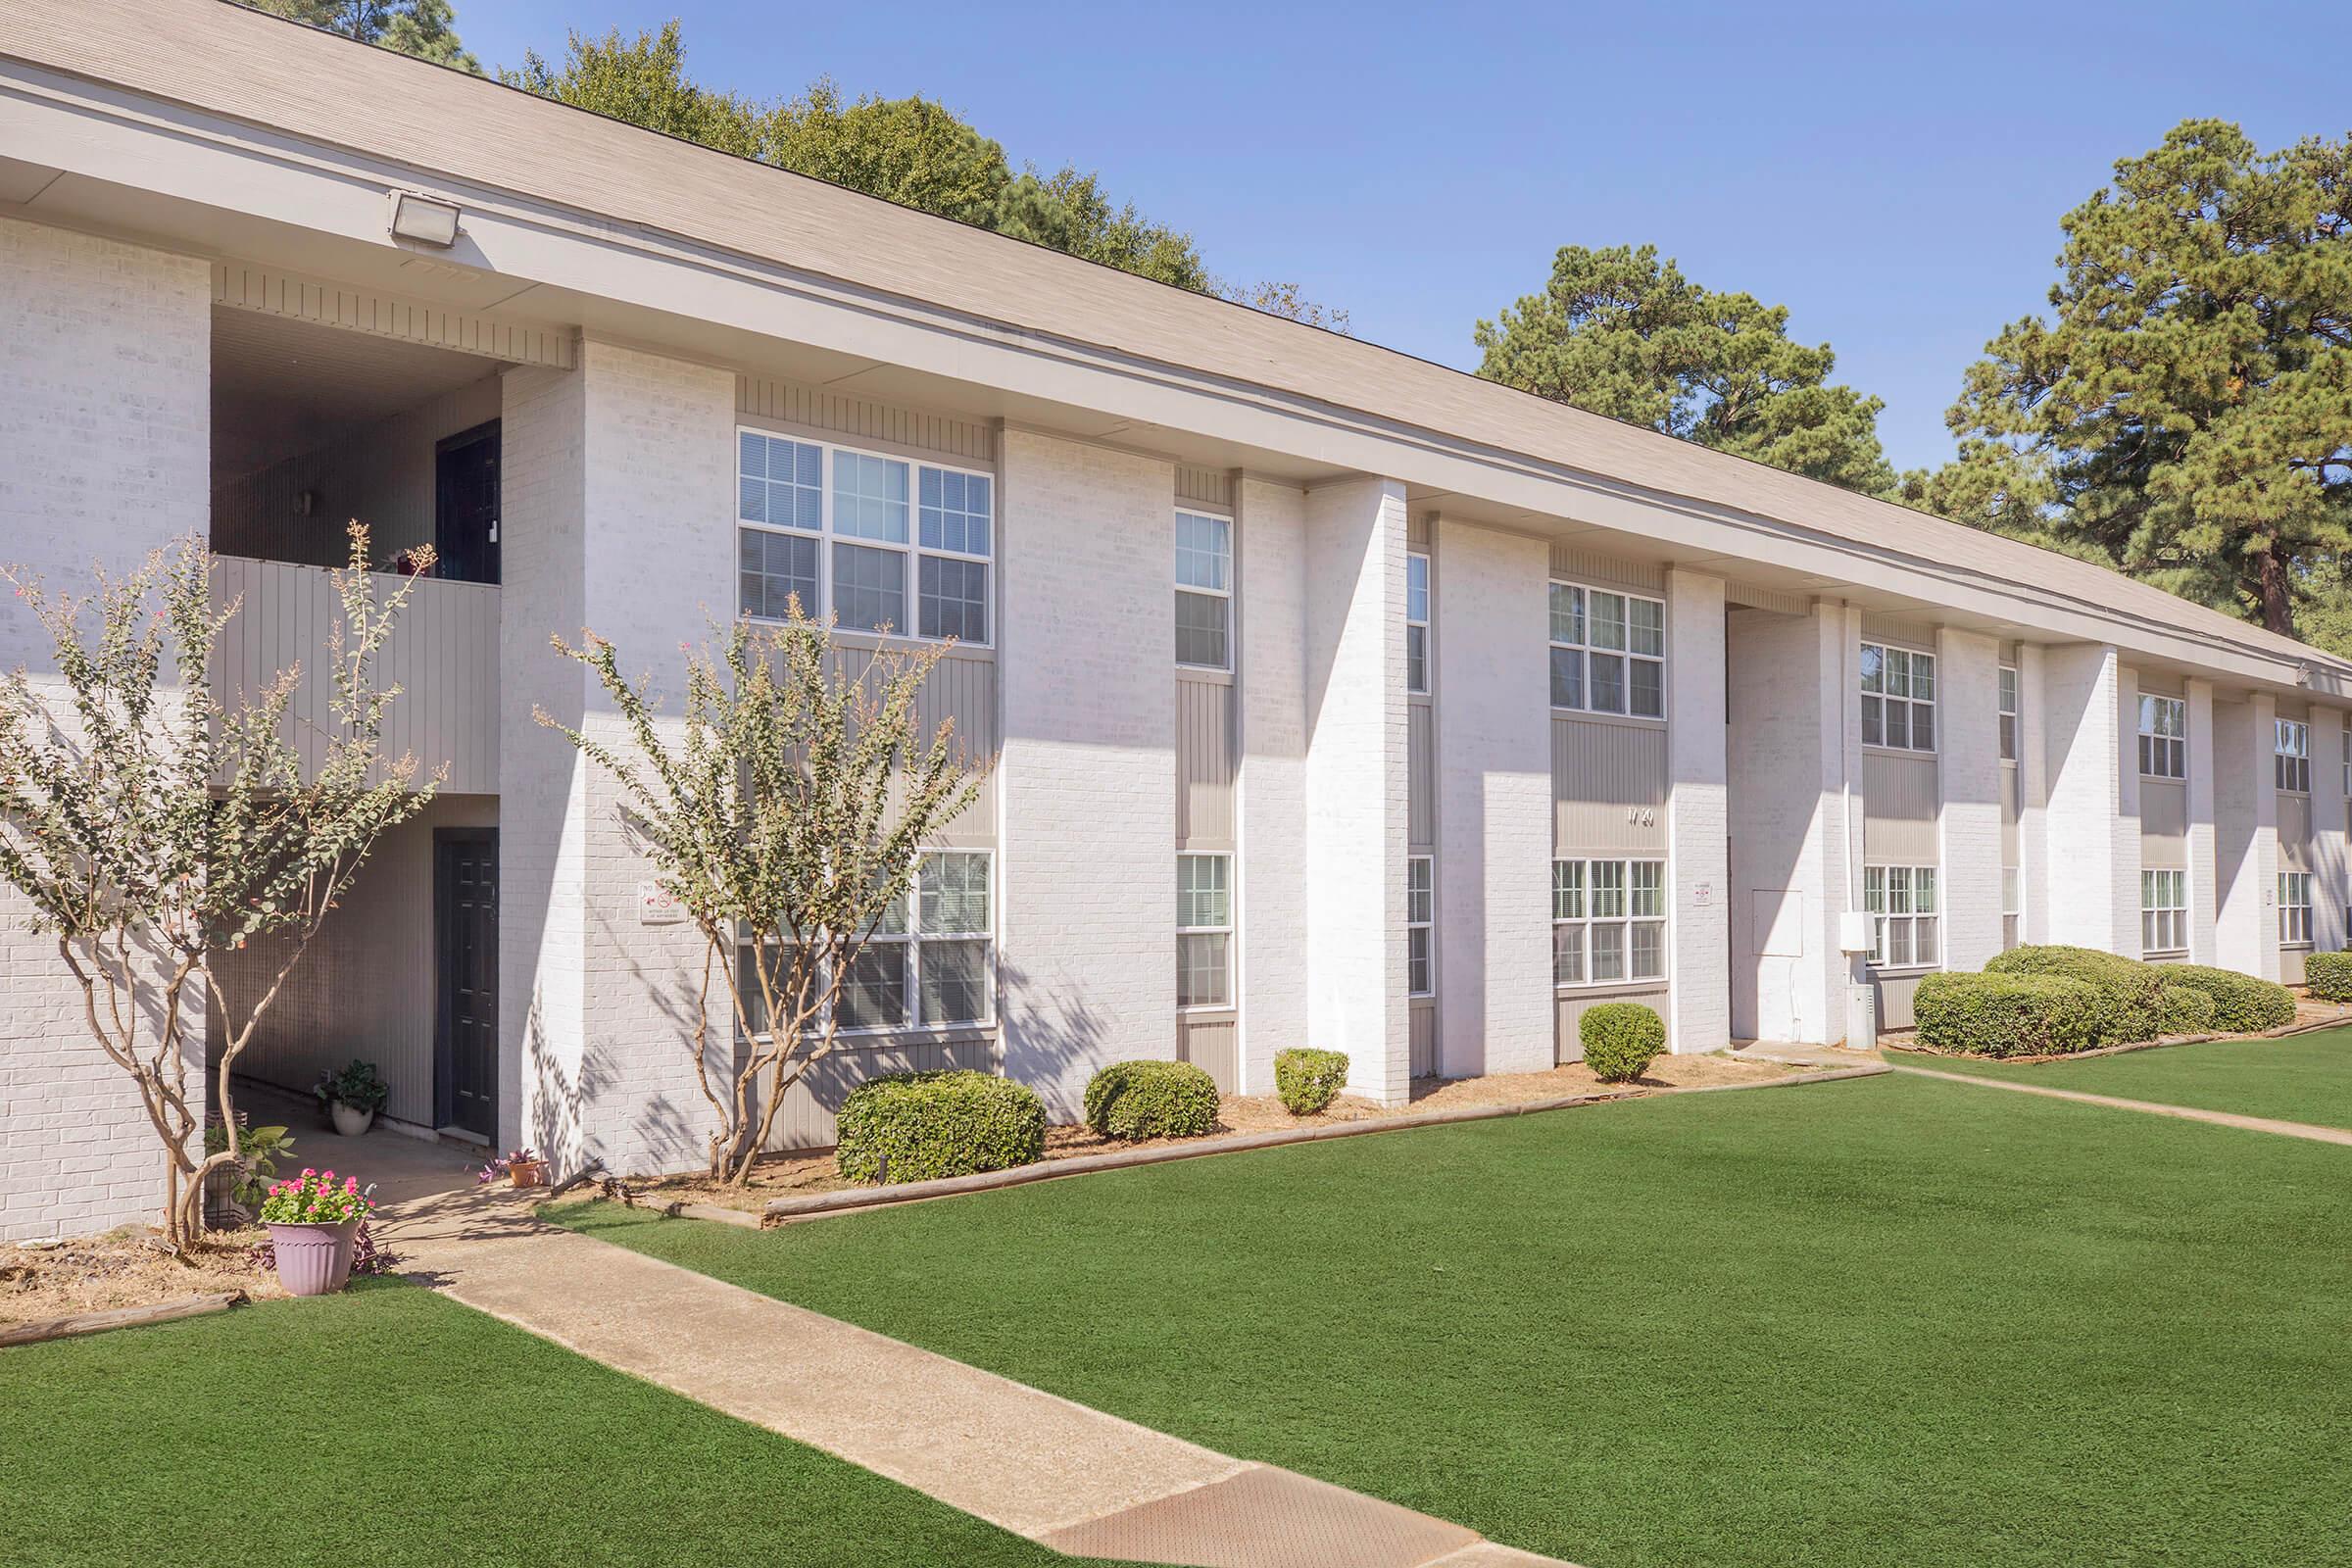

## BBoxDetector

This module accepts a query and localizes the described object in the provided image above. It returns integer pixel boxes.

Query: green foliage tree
[0,525,438,1249]
[240,0,479,74]
[1948,120,2352,637]
[1474,243,1898,494]
[539,612,984,1184]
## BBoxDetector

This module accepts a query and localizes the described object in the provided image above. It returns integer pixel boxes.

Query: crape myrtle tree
[539,610,984,1185]
[0,524,439,1250]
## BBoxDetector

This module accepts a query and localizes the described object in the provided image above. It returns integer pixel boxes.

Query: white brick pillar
[500,340,735,1177]
[2186,679,2220,964]
[1235,477,1308,1095]
[2041,644,2135,953]
[0,220,210,1242]
[1301,476,1411,1104]
[999,430,1179,1118]
[1431,517,1551,1077]
[2311,708,2349,955]
[1937,627,2005,973]
[1665,568,1729,1052]
[2213,692,2279,979]
[2017,645,2052,946]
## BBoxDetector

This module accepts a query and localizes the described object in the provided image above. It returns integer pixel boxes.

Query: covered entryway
[435,827,499,1141]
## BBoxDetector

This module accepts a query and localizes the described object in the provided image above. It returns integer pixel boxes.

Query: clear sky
[449,0,2346,475]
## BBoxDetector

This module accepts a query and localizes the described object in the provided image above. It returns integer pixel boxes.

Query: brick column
[2041,644,2136,953]
[1235,477,1308,1096]
[2185,679,2220,964]
[2311,708,2349,955]
[1937,627,2005,973]
[2017,645,2052,946]
[2213,692,2279,979]
[1665,569,1729,1053]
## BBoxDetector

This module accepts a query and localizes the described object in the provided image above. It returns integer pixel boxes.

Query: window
[1405,553,1431,695]
[1177,853,1232,1006]
[2276,719,2311,793]
[735,850,993,1037]
[2279,871,2313,946]
[1549,584,1664,718]
[1860,644,1936,752]
[1405,856,1434,996]
[2002,865,2022,952]
[1174,511,1232,669]
[2138,695,2185,779]
[1998,665,2019,762]
[1552,858,1666,986]
[1863,865,1940,967]
[2342,726,2350,797]
[2140,869,2186,956]
[737,429,992,643]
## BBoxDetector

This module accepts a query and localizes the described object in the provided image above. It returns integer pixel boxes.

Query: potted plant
[258,1167,374,1297]
[313,1059,389,1137]
[201,1117,297,1228]
[477,1148,549,1189]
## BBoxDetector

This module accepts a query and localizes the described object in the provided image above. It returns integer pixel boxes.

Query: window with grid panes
[1548,583,1664,717]
[2276,719,2311,793]
[1177,853,1232,1006]
[1863,865,1939,966]
[1174,512,1232,670]
[2140,868,2186,956]
[1552,858,1666,985]
[2138,695,2185,779]
[1860,644,1936,751]
[1406,856,1433,996]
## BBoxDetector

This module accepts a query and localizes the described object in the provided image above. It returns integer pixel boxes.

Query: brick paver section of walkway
[1893,1064,2352,1146]
[383,1185,1574,1567]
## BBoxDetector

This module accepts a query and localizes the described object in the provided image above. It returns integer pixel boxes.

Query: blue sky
[451,0,2346,475]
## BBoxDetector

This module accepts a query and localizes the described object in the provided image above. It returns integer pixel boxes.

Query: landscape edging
[0,1289,246,1348]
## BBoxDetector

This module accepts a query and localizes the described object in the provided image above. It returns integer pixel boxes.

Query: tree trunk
[2259,549,2295,636]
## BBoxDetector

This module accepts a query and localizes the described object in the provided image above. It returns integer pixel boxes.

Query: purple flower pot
[268,1217,363,1297]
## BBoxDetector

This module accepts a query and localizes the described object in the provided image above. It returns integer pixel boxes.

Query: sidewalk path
[1892,1064,2352,1146]
[382,1184,1572,1568]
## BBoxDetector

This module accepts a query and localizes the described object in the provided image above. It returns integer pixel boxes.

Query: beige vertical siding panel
[212,261,573,368]
[1548,543,1664,593]
[1726,581,1812,616]
[1174,466,1235,513]
[1409,1001,1438,1076]
[757,1035,1003,1151]
[1859,613,1937,652]
[1409,702,1437,850]
[1863,752,1939,862]
[1175,676,1235,849]
[734,374,995,463]
[1552,717,1668,853]
[1874,972,1925,1031]
[1405,514,1433,552]
[2141,779,2188,861]
[2279,795,2314,866]
[1176,1013,1240,1092]
[1555,986,1672,1060]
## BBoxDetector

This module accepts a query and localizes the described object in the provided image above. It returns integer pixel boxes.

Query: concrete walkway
[381,1183,1574,1568]
[1892,1063,2352,1146]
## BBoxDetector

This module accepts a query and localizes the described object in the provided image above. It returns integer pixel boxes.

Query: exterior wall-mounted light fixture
[387,190,461,248]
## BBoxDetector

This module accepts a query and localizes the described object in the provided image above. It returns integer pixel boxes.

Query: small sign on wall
[1691,882,1714,907]
[637,881,685,925]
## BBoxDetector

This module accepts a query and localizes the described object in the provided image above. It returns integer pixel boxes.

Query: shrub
[835,1070,1045,1185]
[1913,971,2101,1057]
[2159,963,2296,1032]
[2157,985,2217,1036]
[1580,1003,1666,1082]
[1274,1049,1350,1115]
[1984,945,2168,1044]
[1082,1059,1220,1141]
[2303,951,2352,1004]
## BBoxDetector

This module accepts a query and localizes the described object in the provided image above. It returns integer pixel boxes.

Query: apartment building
[3,0,2346,1240]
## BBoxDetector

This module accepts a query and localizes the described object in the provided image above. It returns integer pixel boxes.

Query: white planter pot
[329,1102,374,1138]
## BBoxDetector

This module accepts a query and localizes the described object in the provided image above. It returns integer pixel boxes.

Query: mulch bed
[0,1227,281,1330]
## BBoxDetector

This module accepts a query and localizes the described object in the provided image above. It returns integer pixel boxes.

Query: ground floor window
[2141,868,2186,956]
[1178,853,1233,1007]
[736,850,994,1037]
[1552,858,1665,986]
[1406,855,1434,997]
[2002,865,2022,951]
[1863,864,1939,967]
[2278,870,2313,946]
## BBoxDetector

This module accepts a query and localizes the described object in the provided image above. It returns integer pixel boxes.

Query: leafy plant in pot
[314,1059,389,1137]
[258,1168,374,1297]
[477,1148,549,1189]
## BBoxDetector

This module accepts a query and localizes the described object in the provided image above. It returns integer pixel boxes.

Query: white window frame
[2140,868,2187,957]
[736,427,995,648]
[1177,852,1234,1009]
[1548,582,1665,719]
[1860,643,1936,753]
[1998,665,2019,762]
[2278,870,2314,947]
[1405,854,1434,997]
[1551,857,1667,988]
[1174,510,1234,672]
[734,849,996,1041]
[2002,865,2022,952]
[2341,724,2350,798]
[1863,864,1940,969]
[2137,694,2186,779]
[2276,718,2311,794]
[1405,552,1431,696]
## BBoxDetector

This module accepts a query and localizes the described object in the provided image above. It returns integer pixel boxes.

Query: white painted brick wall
[2309,708,2348,954]
[2213,693,2278,979]
[1302,478,1410,1103]
[999,429,1177,1118]
[1665,569,1729,1052]
[2018,645,2052,946]
[2185,679,2220,964]
[1937,627,2004,972]
[1236,478,1308,1095]
[1432,518,1550,1077]
[2041,643,2135,953]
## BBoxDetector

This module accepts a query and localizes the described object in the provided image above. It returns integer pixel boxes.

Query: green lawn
[0,1279,1092,1568]
[560,1074,2349,1568]
[1913,1026,2352,1129]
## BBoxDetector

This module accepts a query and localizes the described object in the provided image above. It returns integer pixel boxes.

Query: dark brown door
[434,420,501,585]
[435,828,498,1139]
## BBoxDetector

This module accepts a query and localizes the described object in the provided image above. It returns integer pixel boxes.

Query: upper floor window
[2138,695,2186,779]
[1863,864,1939,967]
[1405,855,1434,997]
[1998,665,2019,761]
[2276,719,2311,793]
[1405,553,1431,695]
[737,429,992,644]
[2342,726,2350,797]
[1175,511,1232,670]
[1552,858,1666,986]
[1550,584,1664,718]
[1860,644,1935,751]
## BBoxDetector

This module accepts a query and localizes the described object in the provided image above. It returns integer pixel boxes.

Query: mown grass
[1915,1025,2352,1128]
[561,1072,2349,1568]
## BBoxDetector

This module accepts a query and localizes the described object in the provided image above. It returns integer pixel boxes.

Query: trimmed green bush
[2157,984,2218,1036]
[835,1069,1046,1185]
[2303,951,2352,1004]
[1984,945,2168,1044]
[1082,1059,1220,1141]
[1580,1003,1666,1083]
[1274,1048,1349,1116]
[2158,963,2295,1032]
[1913,971,2101,1057]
